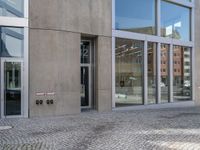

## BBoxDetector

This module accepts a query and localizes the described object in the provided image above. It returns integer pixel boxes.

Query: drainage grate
[0,126,12,130]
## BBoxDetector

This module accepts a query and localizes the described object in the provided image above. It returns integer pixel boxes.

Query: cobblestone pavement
[1,107,200,150]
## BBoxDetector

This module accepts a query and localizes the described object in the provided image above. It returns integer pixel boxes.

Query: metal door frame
[0,58,24,118]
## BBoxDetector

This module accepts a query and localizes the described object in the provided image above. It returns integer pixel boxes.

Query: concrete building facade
[0,0,199,118]
[29,0,112,117]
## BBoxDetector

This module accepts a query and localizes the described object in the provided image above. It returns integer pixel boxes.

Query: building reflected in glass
[115,38,144,106]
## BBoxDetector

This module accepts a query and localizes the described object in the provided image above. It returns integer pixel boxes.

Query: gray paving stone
[1,107,200,150]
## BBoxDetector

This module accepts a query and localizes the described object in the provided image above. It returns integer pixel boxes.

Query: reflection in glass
[0,7,2,15]
[161,44,169,103]
[0,27,24,58]
[173,46,191,101]
[6,27,23,34]
[0,0,24,17]
[5,62,21,115]
[5,35,22,57]
[6,10,18,17]
[161,1,190,41]
[81,67,89,107]
[115,0,156,35]
[5,0,23,13]
[148,42,157,104]
[115,38,144,106]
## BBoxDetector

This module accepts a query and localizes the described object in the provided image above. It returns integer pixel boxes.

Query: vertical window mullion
[157,0,161,36]
[191,2,194,101]
[157,43,161,103]
[191,47,194,101]
[169,44,173,103]
[112,37,116,108]
[144,40,148,105]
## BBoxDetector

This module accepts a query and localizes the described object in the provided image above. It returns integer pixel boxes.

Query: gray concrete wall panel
[29,0,112,37]
[96,36,112,112]
[29,0,112,116]
[29,29,81,117]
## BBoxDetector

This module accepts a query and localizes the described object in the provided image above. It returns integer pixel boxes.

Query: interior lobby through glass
[0,27,24,116]
[4,62,22,116]
[115,38,144,106]
[160,44,170,103]
[114,0,193,107]
[147,42,157,104]
[173,46,192,102]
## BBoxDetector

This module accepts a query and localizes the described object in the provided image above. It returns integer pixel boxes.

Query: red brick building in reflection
[173,46,183,77]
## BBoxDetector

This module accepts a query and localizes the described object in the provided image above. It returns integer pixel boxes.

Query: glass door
[1,59,23,117]
[80,40,92,108]
[81,66,90,107]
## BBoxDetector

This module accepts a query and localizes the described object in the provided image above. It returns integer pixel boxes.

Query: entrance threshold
[81,108,97,113]
[113,101,195,112]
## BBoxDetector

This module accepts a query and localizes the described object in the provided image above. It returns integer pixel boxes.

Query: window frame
[0,0,28,117]
[115,38,145,105]
[112,0,194,107]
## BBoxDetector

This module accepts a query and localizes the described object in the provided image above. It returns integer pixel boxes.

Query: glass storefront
[173,46,191,101]
[148,42,157,104]
[115,38,144,106]
[4,61,22,116]
[115,39,193,106]
[0,27,24,117]
[115,0,156,35]
[160,44,170,103]
[0,0,26,117]
[161,1,191,41]
[114,0,193,107]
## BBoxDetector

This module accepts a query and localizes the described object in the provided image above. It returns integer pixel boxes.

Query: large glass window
[0,27,24,57]
[0,0,24,17]
[113,0,193,107]
[115,0,156,35]
[173,46,191,101]
[115,38,144,106]
[161,1,190,41]
[148,42,157,104]
[161,44,169,103]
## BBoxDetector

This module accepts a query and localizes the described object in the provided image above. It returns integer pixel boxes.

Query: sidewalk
[1,105,200,150]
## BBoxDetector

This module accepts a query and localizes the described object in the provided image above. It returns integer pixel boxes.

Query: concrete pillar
[194,0,200,105]
[96,36,112,112]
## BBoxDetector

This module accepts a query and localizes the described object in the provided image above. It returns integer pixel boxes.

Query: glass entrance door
[81,66,90,107]
[1,59,23,117]
[80,40,92,108]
